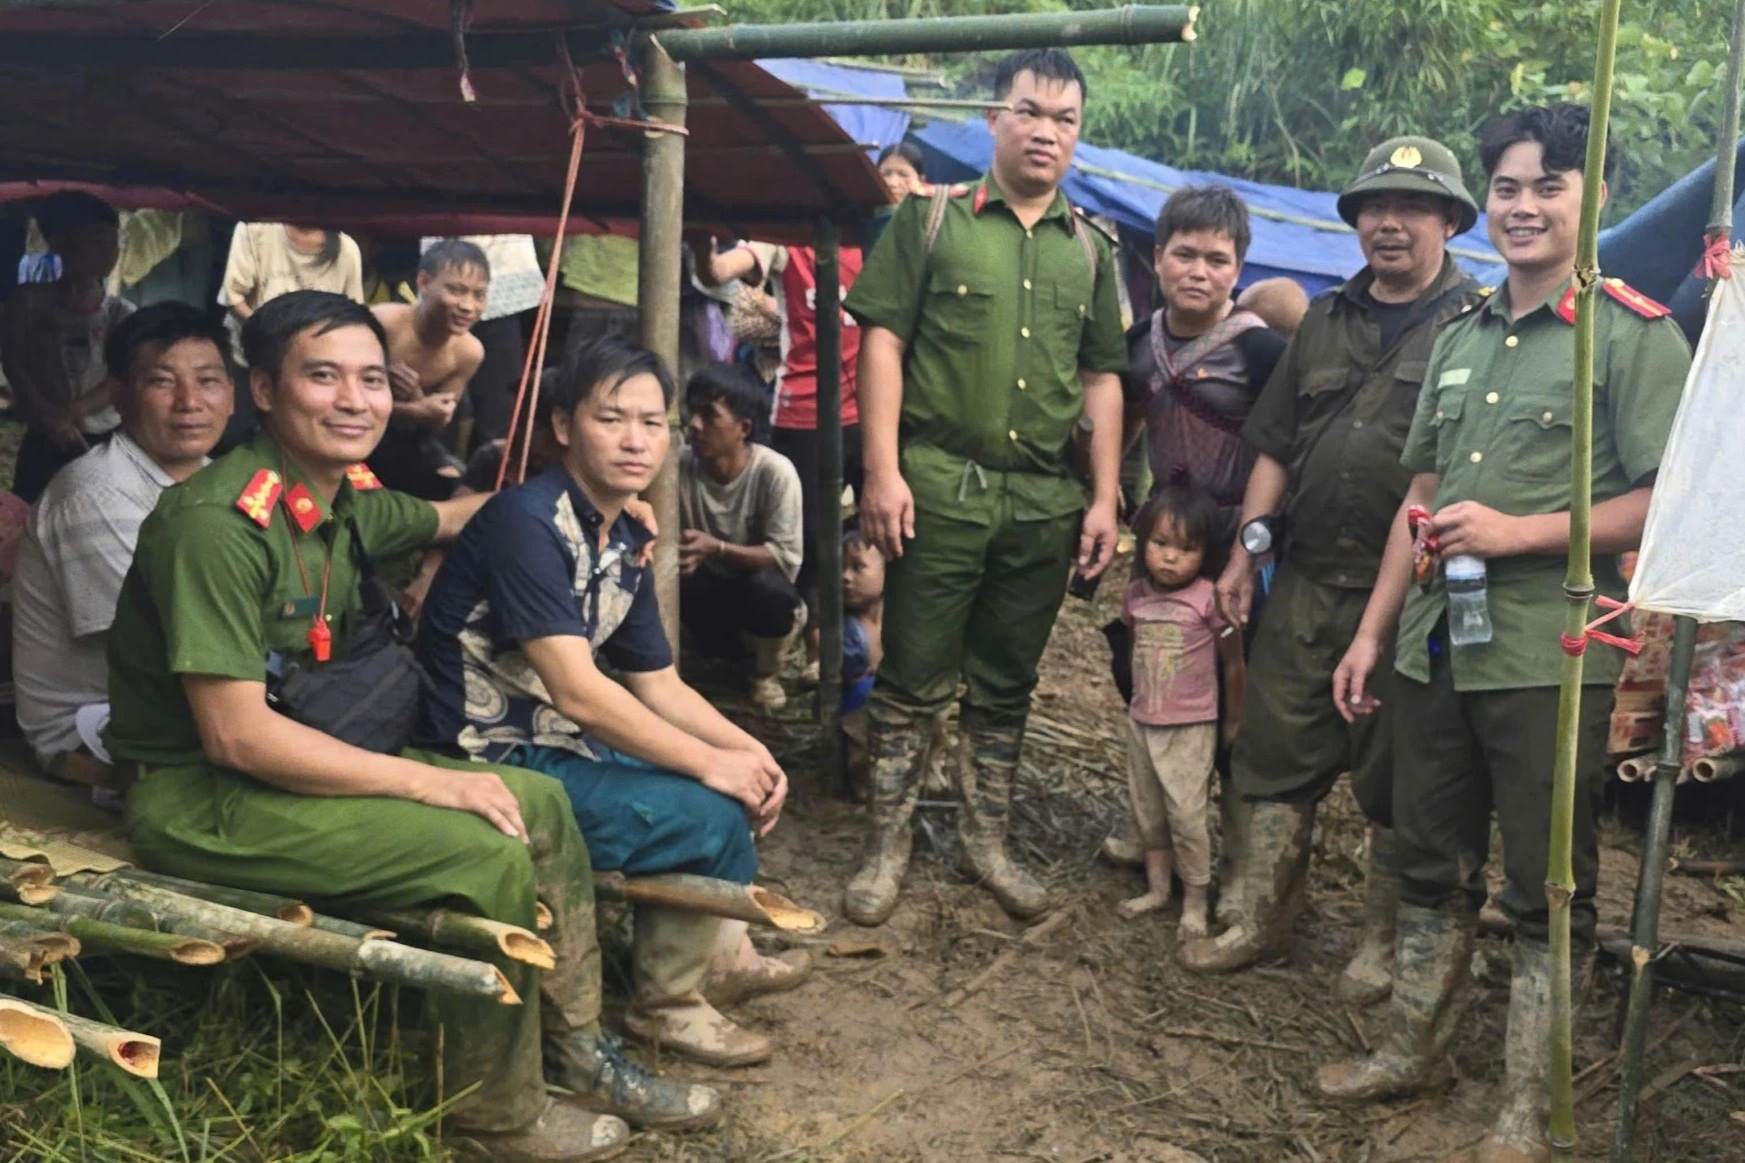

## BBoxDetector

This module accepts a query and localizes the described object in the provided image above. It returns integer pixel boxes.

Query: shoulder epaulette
[1601,277,1672,320]
[346,463,383,491]
[1073,206,1120,245]
[235,468,282,529]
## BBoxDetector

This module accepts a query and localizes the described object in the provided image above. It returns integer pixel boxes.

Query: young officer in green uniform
[106,292,720,1163]
[1316,105,1691,1163]
[843,47,1128,925]
[1182,137,1483,996]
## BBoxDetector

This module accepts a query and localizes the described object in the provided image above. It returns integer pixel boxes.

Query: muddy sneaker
[703,947,813,1008]
[449,1096,629,1162]
[546,1031,722,1133]
[624,996,774,1068]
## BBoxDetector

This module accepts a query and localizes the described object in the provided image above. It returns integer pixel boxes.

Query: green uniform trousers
[873,493,1078,727]
[1392,649,1611,948]
[1230,564,1395,825]
[125,749,599,1134]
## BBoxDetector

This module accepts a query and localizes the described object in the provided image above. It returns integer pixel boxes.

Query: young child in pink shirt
[1117,485,1246,939]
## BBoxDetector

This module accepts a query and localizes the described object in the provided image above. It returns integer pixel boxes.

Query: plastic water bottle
[1445,554,1493,646]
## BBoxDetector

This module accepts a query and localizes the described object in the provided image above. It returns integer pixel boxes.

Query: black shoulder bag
[265,517,428,754]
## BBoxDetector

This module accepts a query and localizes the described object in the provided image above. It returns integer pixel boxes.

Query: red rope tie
[1696,229,1733,280]
[1559,596,1643,657]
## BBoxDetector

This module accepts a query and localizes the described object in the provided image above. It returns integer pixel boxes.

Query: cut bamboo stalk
[594,872,827,934]
[0,902,223,966]
[1688,755,1744,783]
[1668,857,1745,877]
[0,995,75,1069]
[75,876,517,1004]
[46,886,258,959]
[105,868,314,925]
[0,934,47,983]
[364,909,555,969]
[0,995,157,1078]
[306,914,395,942]
[0,857,56,906]
[534,901,553,931]
[1615,756,1651,783]
[0,918,79,963]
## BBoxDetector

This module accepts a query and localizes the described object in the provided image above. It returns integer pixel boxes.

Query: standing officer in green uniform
[843,47,1128,925]
[1182,137,1483,995]
[106,291,722,1163]
[1316,105,1690,1163]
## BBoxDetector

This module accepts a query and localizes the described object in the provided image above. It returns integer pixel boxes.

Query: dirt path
[634,580,1745,1163]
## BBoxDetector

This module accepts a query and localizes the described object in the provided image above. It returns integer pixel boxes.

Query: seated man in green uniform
[1315,105,1691,1163]
[107,291,722,1163]
[843,47,1129,925]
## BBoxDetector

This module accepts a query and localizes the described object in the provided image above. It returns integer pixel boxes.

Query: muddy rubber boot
[1214,788,1254,926]
[743,631,794,714]
[1314,904,1476,1101]
[844,714,931,926]
[450,1096,630,1162]
[1479,941,1556,1163]
[1178,800,1313,973]
[545,1029,722,1133]
[1338,824,1400,1006]
[955,714,1050,920]
[623,908,773,1068]
[702,919,814,1008]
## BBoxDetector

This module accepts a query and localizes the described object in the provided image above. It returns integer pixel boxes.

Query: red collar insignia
[973,183,989,214]
[1555,287,1578,324]
[284,483,322,534]
[345,463,383,491]
[235,469,283,529]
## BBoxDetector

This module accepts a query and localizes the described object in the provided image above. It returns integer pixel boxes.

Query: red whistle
[308,619,332,663]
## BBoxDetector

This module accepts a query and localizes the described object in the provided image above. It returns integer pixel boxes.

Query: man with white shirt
[13,302,234,787]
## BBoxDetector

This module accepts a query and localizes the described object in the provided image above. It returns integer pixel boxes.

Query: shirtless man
[366,238,489,499]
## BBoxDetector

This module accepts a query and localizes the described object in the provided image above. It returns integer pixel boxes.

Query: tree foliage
[728,0,1740,213]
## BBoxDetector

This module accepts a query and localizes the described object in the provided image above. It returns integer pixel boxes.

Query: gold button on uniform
[1486,391,1500,404]
[1078,304,1086,316]
[1016,378,1027,390]
[1542,410,1554,422]
[1020,326,1030,338]
[1025,228,1033,239]
[1008,429,1019,441]
[956,284,967,296]
[1470,451,1483,463]
[1023,279,1032,290]
[1435,410,1445,421]
[1505,335,1519,348]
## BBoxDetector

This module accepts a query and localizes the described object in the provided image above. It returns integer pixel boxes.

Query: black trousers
[680,566,802,657]
[466,313,531,451]
[1392,645,1612,948]
[768,424,863,627]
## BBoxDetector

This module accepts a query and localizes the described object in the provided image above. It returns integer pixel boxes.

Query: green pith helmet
[1336,135,1480,235]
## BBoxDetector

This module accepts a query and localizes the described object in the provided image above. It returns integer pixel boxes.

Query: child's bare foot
[1117,891,1169,919]
[1177,886,1210,940]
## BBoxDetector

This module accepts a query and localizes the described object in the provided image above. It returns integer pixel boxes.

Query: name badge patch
[1437,368,1472,388]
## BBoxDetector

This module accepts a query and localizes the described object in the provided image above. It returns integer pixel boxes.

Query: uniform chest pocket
[925,273,995,347]
[1498,392,1573,483]
[263,597,323,657]
[1385,361,1429,440]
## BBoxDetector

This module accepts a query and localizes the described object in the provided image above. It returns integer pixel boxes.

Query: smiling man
[1180,138,1483,990]
[107,292,720,1162]
[1317,105,1690,1163]
[842,47,1129,925]
[13,303,233,790]
[416,336,796,1071]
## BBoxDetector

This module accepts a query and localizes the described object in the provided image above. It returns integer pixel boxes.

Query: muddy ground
[628,575,1745,1163]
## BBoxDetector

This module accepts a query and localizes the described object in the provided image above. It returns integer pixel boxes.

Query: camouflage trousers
[126,749,600,1134]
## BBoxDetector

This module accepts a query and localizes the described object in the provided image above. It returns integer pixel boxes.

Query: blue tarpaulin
[758,59,912,164]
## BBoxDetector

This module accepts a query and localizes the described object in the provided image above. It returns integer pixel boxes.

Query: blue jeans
[506,744,758,884]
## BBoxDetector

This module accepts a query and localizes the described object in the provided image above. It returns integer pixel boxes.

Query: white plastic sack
[1631,258,1745,619]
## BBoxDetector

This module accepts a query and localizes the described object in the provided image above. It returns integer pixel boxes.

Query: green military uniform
[1235,260,1480,821]
[1392,277,1691,947]
[107,431,600,1135]
[840,174,1127,923]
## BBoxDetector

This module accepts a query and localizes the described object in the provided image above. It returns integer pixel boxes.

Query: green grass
[1,958,463,1162]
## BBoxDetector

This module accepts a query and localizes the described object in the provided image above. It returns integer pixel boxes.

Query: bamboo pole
[363,910,555,970]
[105,868,314,925]
[74,877,519,1004]
[45,885,259,960]
[0,995,158,1079]
[0,858,56,906]
[1551,5,1623,1157]
[0,934,47,983]
[0,995,75,1069]
[637,38,688,655]
[595,871,826,934]
[0,902,224,966]
[1611,6,1745,1157]
[814,213,847,791]
[0,918,79,964]
[534,901,554,932]
[306,915,395,942]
